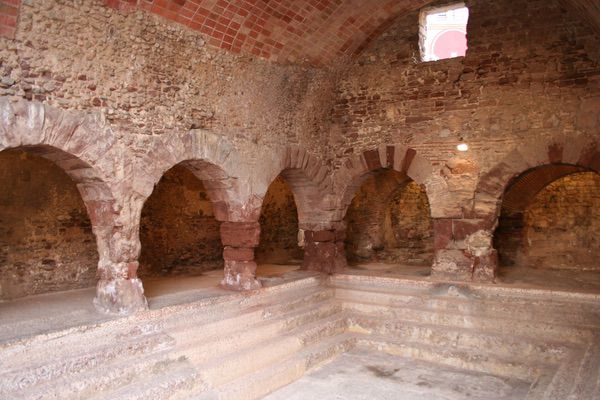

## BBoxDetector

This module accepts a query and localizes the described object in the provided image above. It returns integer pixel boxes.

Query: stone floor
[346,262,600,293]
[264,349,531,400]
[1,262,599,344]
[0,264,303,343]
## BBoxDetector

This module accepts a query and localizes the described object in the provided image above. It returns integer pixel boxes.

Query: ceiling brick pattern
[0,0,20,39]
[103,0,432,65]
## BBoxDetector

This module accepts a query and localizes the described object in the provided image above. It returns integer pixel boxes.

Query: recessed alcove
[344,169,433,277]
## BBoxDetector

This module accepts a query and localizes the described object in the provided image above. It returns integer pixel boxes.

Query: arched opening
[344,168,433,275]
[139,164,223,279]
[0,148,98,300]
[494,164,600,289]
[256,175,303,277]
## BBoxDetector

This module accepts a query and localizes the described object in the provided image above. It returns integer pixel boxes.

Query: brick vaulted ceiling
[1,0,599,65]
[102,0,432,65]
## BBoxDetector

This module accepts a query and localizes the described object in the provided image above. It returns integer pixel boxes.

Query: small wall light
[456,139,469,152]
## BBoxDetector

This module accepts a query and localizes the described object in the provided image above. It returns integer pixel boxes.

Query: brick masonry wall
[139,165,222,276]
[344,169,433,265]
[0,0,335,153]
[256,176,303,264]
[330,0,600,171]
[0,0,598,301]
[0,150,98,299]
[382,181,433,265]
[0,0,19,39]
[520,172,600,269]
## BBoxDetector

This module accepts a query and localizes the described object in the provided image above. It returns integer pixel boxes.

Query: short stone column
[302,229,347,274]
[431,218,497,282]
[220,221,262,290]
[91,222,148,315]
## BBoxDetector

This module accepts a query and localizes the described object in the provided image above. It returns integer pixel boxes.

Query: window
[420,3,469,62]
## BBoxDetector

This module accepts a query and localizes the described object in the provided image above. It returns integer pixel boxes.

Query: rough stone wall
[520,172,600,269]
[0,149,97,299]
[139,165,222,276]
[0,0,334,153]
[345,169,433,265]
[0,0,20,39]
[256,176,303,264]
[382,181,434,265]
[330,0,600,173]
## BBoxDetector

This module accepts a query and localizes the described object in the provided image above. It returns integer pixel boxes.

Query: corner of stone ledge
[93,277,149,316]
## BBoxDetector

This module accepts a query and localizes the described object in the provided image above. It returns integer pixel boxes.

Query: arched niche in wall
[255,175,303,267]
[0,147,99,300]
[494,164,600,272]
[138,163,223,277]
[344,168,434,271]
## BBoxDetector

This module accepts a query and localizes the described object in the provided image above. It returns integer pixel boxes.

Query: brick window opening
[420,3,469,62]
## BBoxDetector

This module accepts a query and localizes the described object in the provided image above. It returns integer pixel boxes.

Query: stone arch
[460,138,600,280]
[494,164,597,267]
[134,131,268,291]
[473,139,600,223]
[252,146,333,268]
[259,146,333,231]
[334,145,437,221]
[134,131,243,224]
[0,98,145,314]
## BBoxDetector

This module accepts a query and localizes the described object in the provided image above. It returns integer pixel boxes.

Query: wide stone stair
[1,272,599,399]
[331,274,600,400]
[0,275,351,400]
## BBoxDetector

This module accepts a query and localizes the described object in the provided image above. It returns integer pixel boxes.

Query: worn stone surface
[138,165,222,277]
[0,0,598,310]
[0,149,98,299]
[496,172,600,270]
[256,176,303,264]
[345,170,433,266]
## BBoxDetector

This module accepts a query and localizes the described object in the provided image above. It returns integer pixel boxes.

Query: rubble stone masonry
[0,0,598,313]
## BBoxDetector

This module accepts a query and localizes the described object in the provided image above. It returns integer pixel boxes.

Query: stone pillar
[431,218,497,282]
[220,221,262,290]
[302,229,347,274]
[86,200,148,315]
[91,226,148,315]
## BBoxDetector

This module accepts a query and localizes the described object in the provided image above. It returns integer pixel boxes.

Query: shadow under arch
[0,145,120,305]
[494,163,599,268]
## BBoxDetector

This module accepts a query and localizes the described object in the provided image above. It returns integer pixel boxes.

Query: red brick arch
[334,145,436,221]
[0,98,147,314]
[261,145,333,231]
[473,139,600,224]
[135,130,245,223]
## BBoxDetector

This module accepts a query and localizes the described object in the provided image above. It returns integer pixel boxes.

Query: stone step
[169,287,335,346]
[155,276,327,331]
[342,300,594,345]
[193,307,346,387]
[88,361,198,400]
[207,332,357,400]
[0,331,175,394]
[565,336,600,400]
[331,274,600,307]
[335,285,600,328]
[539,349,587,400]
[176,300,342,365]
[356,335,548,381]
[348,314,572,365]
[0,321,161,365]
[8,348,176,400]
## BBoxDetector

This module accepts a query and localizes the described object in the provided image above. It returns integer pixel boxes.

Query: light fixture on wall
[456,137,469,152]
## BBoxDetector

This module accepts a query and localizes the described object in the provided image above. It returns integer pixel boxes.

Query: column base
[302,240,347,274]
[472,251,498,282]
[93,277,148,315]
[221,260,262,291]
[430,249,473,281]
